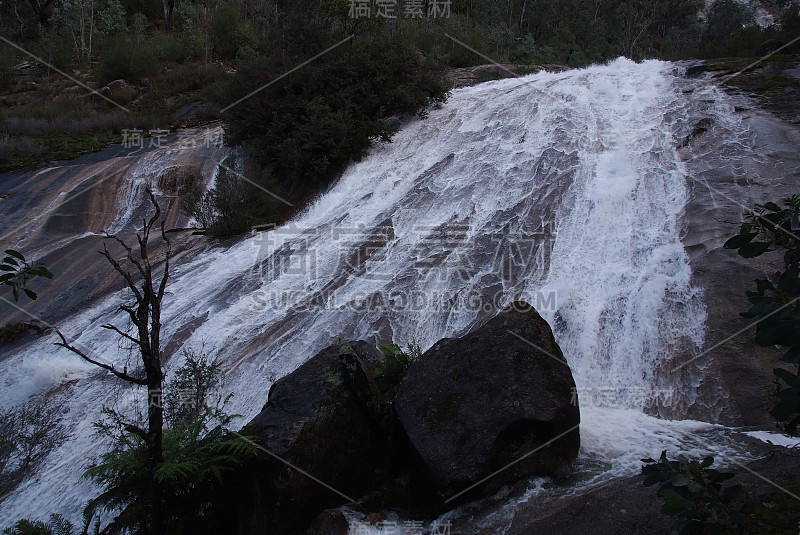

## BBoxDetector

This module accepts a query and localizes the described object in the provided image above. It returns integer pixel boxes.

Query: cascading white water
[0,58,755,523]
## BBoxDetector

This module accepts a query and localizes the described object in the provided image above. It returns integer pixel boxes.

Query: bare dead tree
[55,189,169,535]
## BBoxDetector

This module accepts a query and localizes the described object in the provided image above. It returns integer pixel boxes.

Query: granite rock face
[394,302,580,502]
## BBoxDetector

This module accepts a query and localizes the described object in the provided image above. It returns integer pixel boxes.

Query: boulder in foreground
[394,301,580,504]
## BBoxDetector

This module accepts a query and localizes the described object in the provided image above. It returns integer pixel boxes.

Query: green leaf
[755,278,776,293]
[22,288,37,300]
[763,202,782,212]
[738,241,772,258]
[782,346,800,364]
[774,368,800,389]
[723,232,757,250]
[755,320,797,347]
[700,456,714,468]
[0,265,18,272]
[670,473,690,487]
[771,397,800,421]
[644,472,664,487]
[658,488,690,514]
[35,268,54,279]
[4,249,25,261]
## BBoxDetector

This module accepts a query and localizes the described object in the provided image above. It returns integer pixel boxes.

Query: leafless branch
[54,328,148,386]
[102,323,143,348]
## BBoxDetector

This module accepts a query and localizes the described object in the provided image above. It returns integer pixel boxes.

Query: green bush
[98,37,159,84]
[2,513,78,535]
[28,32,73,73]
[211,4,255,60]
[724,195,800,436]
[642,451,754,534]
[149,32,190,63]
[179,156,280,237]
[224,29,449,188]
[84,410,258,532]
[155,62,227,96]
[374,342,421,402]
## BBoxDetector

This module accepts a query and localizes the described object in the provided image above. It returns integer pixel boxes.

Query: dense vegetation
[725,195,800,437]
[2,0,800,227]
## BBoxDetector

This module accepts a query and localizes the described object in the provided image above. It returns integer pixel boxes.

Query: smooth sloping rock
[394,302,580,503]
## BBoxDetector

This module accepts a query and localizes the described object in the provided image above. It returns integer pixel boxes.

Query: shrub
[724,195,800,436]
[374,342,421,402]
[154,62,227,96]
[28,31,73,74]
[2,113,131,136]
[179,156,281,236]
[149,32,190,63]
[211,3,255,59]
[180,177,214,229]
[2,513,78,535]
[223,28,450,189]
[0,322,33,345]
[164,347,224,428]
[98,37,159,84]
[0,136,46,164]
[0,398,68,494]
[84,410,258,532]
[642,451,754,534]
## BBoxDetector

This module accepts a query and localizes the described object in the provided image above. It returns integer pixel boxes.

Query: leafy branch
[724,195,800,436]
[642,451,754,534]
[0,249,53,301]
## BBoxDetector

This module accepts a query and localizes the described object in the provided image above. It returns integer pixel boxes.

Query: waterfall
[0,58,755,522]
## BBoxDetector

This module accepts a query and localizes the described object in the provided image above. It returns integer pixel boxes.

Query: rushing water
[0,58,783,524]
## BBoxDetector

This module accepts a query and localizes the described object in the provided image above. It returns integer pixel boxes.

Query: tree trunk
[27,0,59,31]
[146,378,165,535]
[162,0,175,32]
[55,191,171,535]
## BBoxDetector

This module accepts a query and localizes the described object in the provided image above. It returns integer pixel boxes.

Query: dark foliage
[374,342,421,402]
[84,410,258,534]
[724,195,800,436]
[642,451,755,534]
[1,249,52,301]
[0,398,68,495]
[223,18,450,188]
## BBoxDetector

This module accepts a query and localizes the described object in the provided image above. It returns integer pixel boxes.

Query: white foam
[745,430,800,448]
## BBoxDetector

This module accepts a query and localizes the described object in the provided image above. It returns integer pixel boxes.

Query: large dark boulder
[244,340,387,534]
[394,302,580,505]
